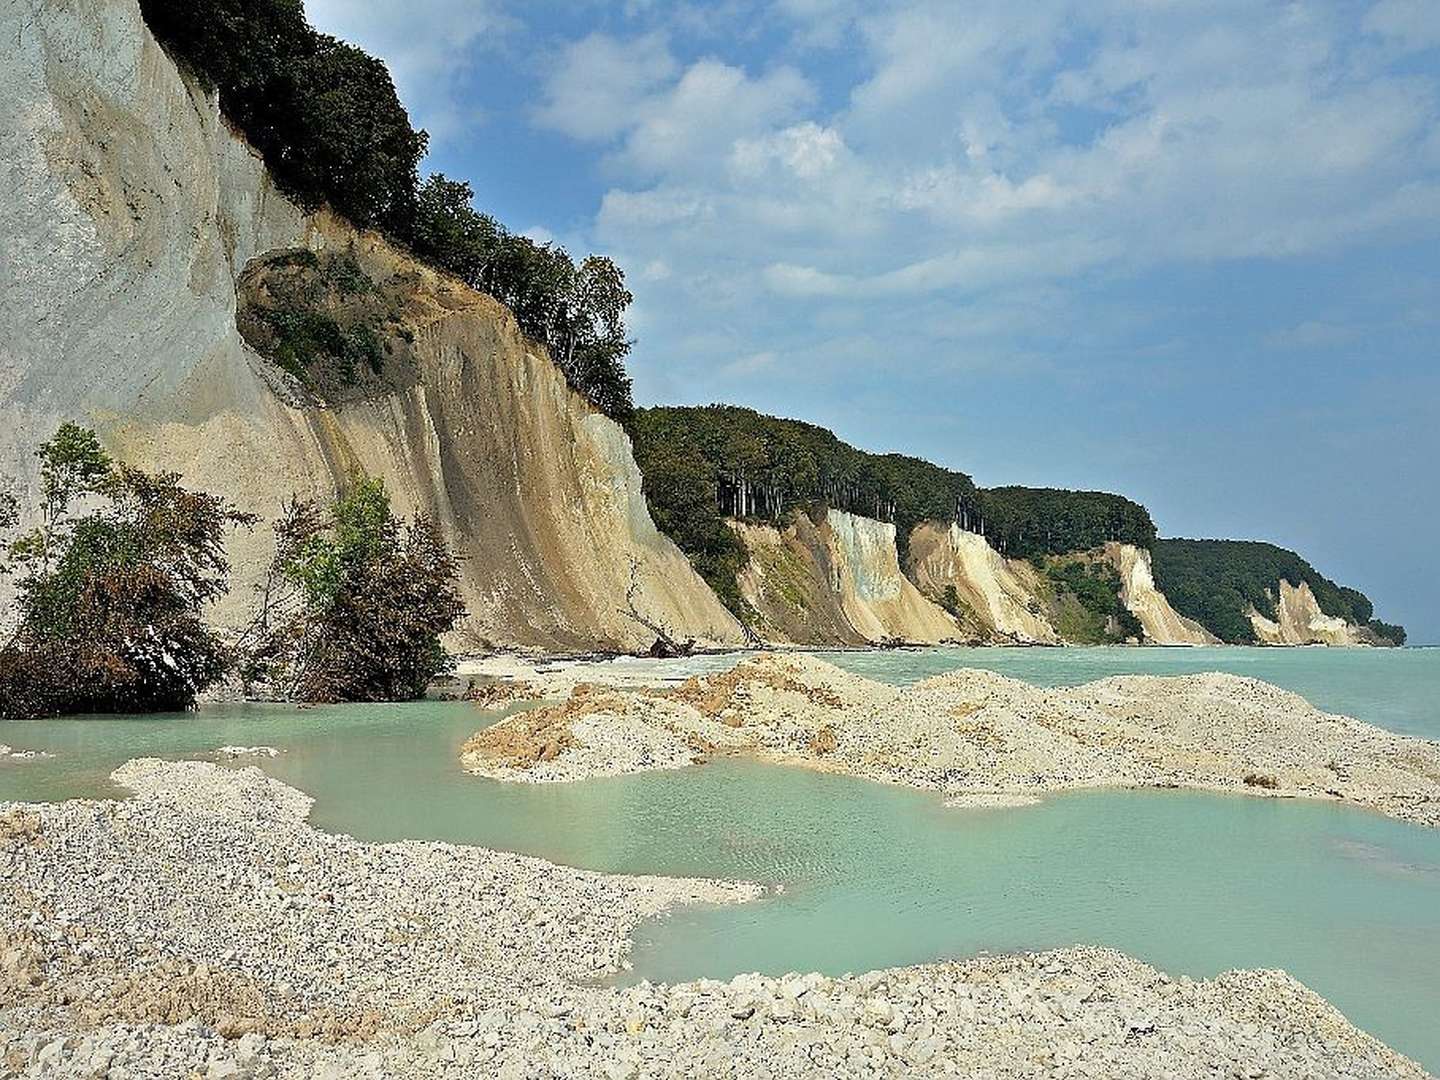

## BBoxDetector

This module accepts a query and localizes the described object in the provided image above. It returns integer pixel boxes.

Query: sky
[306,0,1440,642]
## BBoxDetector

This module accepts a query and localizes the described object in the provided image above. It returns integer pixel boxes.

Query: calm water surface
[1,647,1437,1068]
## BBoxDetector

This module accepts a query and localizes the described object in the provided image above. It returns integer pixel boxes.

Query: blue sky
[307,0,1440,641]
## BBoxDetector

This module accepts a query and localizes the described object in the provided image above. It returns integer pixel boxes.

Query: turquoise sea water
[1,646,1438,1069]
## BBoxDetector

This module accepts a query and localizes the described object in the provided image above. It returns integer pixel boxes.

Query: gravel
[1,757,1430,1077]
[463,654,1440,828]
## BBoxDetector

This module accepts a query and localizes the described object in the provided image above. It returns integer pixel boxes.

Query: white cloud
[621,60,814,176]
[730,122,846,180]
[532,32,678,141]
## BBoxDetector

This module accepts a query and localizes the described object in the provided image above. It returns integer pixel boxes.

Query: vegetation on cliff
[1151,539,1405,645]
[628,405,979,620]
[0,425,252,719]
[236,249,400,393]
[630,406,977,538]
[978,487,1157,560]
[139,0,633,419]
[238,477,464,702]
[1036,557,1144,644]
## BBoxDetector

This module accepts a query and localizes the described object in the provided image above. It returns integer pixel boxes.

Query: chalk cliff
[1104,543,1219,646]
[732,510,958,645]
[1248,580,1373,647]
[0,0,742,651]
[906,523,1061,644]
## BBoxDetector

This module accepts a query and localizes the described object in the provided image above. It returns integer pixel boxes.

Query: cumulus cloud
[574,2,1438,316]
[536,40,815,181]
[532,32,678,141]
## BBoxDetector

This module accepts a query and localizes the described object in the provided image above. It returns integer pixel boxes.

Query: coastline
[1,758,1429,1078]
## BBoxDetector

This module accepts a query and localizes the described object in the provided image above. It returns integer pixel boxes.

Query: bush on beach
[0,425,252,719]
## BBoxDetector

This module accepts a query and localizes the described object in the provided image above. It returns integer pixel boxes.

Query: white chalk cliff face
[825,510,959,643]
[730,511,958,645]
[1104,543,1219,646]
[906,523,1061,644]
[0,0,742,651]
[1248,580,1368,647]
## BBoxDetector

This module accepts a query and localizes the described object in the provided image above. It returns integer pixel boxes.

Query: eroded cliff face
[0,0,742,651]
[906,523,1061,644]
[1248,580,1371,647]
[731,510,958,645]
[1104,543,1219,646]
[825,510,959,643]
[731,516,867,646]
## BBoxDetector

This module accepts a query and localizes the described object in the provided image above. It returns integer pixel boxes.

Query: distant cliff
[1152,540,1403,645]
[630,404,1400,647]
[1,0,1401,653]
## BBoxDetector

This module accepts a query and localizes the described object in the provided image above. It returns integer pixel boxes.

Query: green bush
[239,476,464,702]
[1039,558,1141,644]
[0,424,252,718]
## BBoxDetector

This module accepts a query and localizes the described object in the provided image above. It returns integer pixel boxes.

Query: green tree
[241,477,464,702]
[20,422,114,576]
[1,428,252,719]
[1151,539,1405,645]
[140,0,425,234]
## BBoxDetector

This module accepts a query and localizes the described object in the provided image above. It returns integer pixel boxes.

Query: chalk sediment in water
[0,758,1429,1077]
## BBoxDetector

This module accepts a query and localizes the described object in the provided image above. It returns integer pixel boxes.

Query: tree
[0,427,253,719]
[409,176,635,419]
[140,1,638,419]
[240,476,464,702]
[140,0,425,236]
[282,38,427,233]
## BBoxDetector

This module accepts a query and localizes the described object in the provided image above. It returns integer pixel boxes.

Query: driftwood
[617,559,693,657]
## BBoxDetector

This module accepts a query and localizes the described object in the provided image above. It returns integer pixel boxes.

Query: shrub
[238,476,464,702]
[242,250,391,389]
[1243,773,1280,790]
[1039,557,1140,644]
[0,425,252,719]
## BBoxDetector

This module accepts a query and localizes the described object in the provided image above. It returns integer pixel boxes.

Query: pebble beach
[2,757,1431,1078]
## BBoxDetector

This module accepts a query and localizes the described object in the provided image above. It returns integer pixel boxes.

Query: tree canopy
[977,487,1157,560]
[238,476,464,702]
[630,405,978,539]
[0,425,252,718]
[410,176,634,418]
[139,0,634,418]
